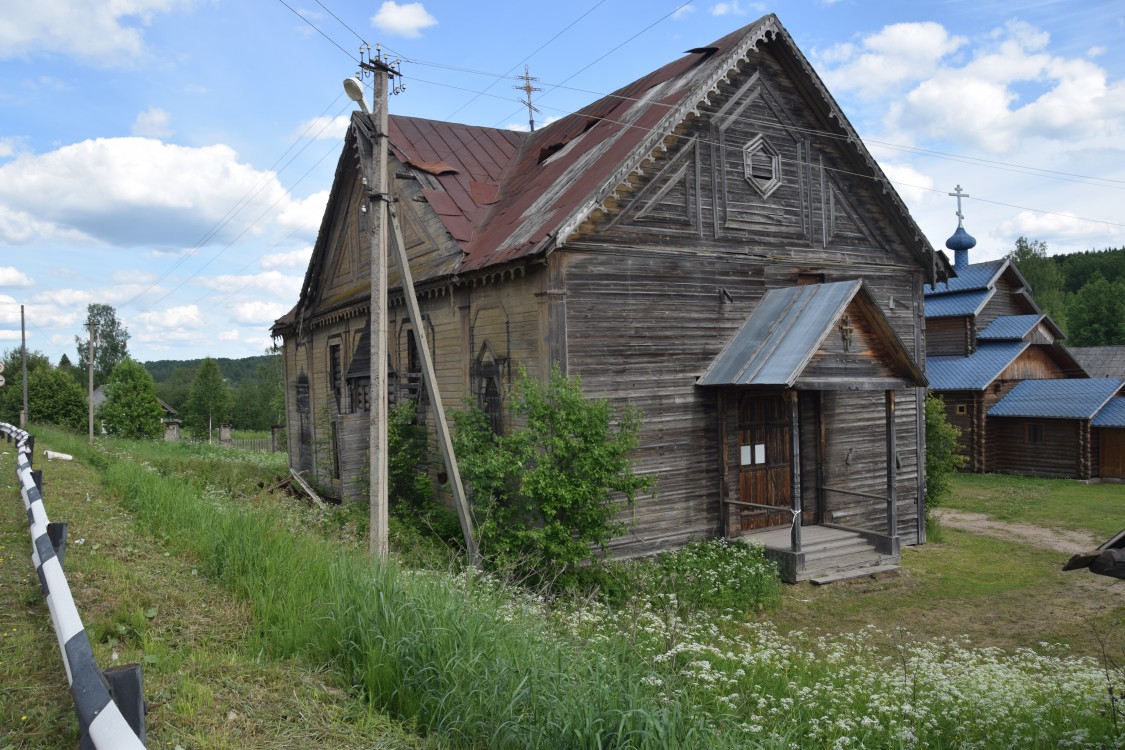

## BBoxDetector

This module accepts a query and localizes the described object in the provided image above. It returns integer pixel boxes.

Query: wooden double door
[737,393,791,531]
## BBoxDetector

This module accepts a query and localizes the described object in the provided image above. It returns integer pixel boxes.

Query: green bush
[98,358,164,439]
[653,538,781,613]
[454,366,654,586]
[925,393,963,510]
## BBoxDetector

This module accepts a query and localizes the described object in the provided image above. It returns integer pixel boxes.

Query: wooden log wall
[555,41,930,556]
[926,317,973,356]
[989,417,1086,478]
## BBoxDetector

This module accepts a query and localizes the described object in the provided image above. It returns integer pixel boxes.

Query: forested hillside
[143,353,283,431]
[1008,240,1125,346]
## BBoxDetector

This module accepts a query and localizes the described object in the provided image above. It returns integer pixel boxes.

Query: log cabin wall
[990,417,1086,478]
[927,317,973,356]
[558,42,928,555]
[977,273,1035,328]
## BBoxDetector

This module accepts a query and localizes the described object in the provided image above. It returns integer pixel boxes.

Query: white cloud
[878,162,935,205]
[506,114,564,133]
[132,107,172,139]
[371,1,437,39]
[0,138,22,159]
[196,270,302,299]
[218,329,240,341]
[135,304,203,331]
[0,1,189,67]
[0,267,33,287]
[997,210,1121,245]
[671,6,695,20]
[277,190,329,234]
[294,114,351,141]
[0,137,318,247]
[817,22,967,100]
[710,2,748,16]
[233,301,288,324]
[260,247,313,271]
[0,330,20,340]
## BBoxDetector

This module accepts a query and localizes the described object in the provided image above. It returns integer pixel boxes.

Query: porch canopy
[697,280,926,554]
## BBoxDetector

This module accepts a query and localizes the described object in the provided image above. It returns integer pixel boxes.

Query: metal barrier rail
[2,423,146,749]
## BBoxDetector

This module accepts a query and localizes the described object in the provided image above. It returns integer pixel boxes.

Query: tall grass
[35,429,1123,749]
[44,431,731,749]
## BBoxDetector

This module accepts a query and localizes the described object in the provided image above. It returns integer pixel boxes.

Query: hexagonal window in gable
[743,134,781,198]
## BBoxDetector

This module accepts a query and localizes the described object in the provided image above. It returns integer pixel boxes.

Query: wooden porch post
[885,389,898,538]
[789,388,802,553]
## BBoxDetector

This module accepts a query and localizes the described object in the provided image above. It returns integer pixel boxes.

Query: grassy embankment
[3,431,1123,748]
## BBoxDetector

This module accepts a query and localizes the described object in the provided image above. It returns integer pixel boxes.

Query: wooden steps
[745,525,899,583]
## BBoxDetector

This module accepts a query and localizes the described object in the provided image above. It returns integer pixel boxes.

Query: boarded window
[473,341,504,434]
[329,342,343,411]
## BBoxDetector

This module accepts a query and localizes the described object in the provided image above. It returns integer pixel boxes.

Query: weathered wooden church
[272,14,952,581]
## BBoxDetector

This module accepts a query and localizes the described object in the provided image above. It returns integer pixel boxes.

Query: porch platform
[743,525,900,583]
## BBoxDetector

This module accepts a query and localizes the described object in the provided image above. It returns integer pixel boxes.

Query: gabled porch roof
[697,280,926,390]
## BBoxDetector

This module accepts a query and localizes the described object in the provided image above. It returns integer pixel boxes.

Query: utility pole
[353,45,398,562]
[20,305,27,429]
[349,46,477,565]
[87,322,95,442]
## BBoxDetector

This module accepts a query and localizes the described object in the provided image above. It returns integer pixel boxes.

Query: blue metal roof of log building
[927,342,1029,391]
[987,378,1124,419]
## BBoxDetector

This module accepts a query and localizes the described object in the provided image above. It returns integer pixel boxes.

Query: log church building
[273,14,954,581]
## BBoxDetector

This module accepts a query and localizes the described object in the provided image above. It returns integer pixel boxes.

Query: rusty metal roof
[385,13,942,277]
[697,280,925,388]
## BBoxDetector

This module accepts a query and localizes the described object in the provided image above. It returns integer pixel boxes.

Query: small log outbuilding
[272,15,950,581]
[986,378,1125,479]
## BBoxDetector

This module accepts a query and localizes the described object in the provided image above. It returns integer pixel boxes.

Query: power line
[133,137,343,315]
[403,72,1125,232]
[274,0,360,62]
[444,0,608,121]
[119,95,352,312]
[312,0,368,46]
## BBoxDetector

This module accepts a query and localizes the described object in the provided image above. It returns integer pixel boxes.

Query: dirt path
[933,508,1100,554]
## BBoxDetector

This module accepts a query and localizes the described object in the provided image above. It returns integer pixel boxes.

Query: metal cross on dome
[949,184,970,228]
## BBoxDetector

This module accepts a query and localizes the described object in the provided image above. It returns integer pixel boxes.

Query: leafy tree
[57,353,83,385]
[23,368,87,431]
[152,364,197,414]
[75,303,130,388]
[1008,237,1067,330]
[453,366,654,585]
[229,348,285,430]
[98,359,164,439]
[924,393,963,535]
[184,358,232,439]
[0,348,54,425]
[1065,274,1125,346]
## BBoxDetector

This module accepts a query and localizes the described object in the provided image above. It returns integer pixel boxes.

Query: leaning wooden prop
[1064,529,1125,580]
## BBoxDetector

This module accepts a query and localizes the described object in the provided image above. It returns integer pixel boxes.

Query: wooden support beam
[387,208,480,567]
[885,389,898,538]
[788,388,802,553]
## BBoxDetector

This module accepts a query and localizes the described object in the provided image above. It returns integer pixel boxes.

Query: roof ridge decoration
[546,14,940,280]
[553,16,782,248]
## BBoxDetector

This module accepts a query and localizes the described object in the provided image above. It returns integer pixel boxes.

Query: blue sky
[1,0,1122,364]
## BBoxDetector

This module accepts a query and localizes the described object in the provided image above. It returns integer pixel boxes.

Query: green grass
[0,429,429,750]
[942,472,1125,538]
[4,428,1123,748]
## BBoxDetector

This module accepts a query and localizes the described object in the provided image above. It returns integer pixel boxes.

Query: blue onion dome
[945,225,977,253]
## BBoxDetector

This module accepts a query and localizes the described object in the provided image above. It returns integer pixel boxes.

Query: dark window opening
[956,404,967,415]
[330,422,341,480]
[1026,423,1044,444]
[329,343,343,411]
